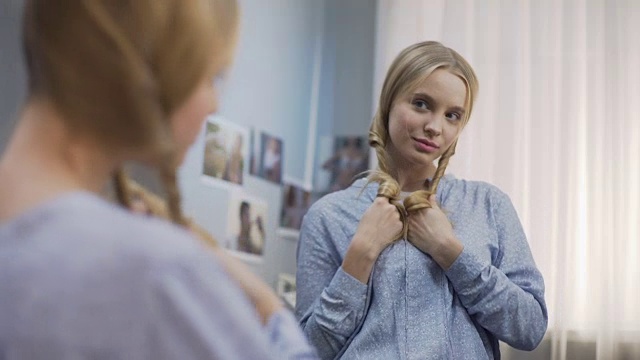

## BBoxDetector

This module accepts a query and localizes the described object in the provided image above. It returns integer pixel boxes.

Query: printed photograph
[317,135,369,193]
[277,273,297,309]
[225,191,268,258]
[250,130,283,184]
[202,115,248,186]
[280,182,312,231]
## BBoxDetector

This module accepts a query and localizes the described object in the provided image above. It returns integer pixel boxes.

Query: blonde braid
[158,160,187,227]
[427,140,457,194]
[402,140,457,214]
[113,168,132,209]
[367,127,407,240]
[113,171,218,248]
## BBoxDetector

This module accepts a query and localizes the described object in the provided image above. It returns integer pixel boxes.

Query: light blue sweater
[0,191,317,359]
[296,175,547,359]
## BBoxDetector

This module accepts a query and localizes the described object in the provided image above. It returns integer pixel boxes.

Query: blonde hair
[23,0,239,230]
[113,175,218,248]
[369,41,479,238]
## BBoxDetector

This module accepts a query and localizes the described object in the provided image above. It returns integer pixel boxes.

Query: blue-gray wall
[178,0,326,287]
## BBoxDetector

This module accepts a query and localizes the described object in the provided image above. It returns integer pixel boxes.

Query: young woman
[0,1,316,358]
[296,41,547,359]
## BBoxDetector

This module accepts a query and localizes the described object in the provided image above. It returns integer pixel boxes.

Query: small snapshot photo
[249,130,283,184]
[201,115,248,186]
[280,181,312,231]
[277,272,297,309]
[277,272,296,297]
[317,135,369,193]
[225,191,268,259]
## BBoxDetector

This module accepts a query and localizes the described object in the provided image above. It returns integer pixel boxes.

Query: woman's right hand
[356,197,404,253]
[342,197,403,283]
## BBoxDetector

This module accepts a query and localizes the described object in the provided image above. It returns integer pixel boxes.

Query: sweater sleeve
[148,250,318,359]
[295,206,369,360]
[445,190,548,350]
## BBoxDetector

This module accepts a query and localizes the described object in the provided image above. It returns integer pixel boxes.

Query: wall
[313,0,377,191]
[178,0,326,287]
[330,0,377,137]
[0,0,27,149]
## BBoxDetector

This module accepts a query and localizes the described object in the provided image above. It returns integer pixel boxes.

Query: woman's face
[170,66,222,162]
[387,68,467,170]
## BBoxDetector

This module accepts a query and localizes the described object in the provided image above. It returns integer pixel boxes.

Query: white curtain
[374,1,640,359]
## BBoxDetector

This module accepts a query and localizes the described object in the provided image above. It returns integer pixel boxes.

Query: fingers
[368,195,410,243]
[374,195,389,205]
[428,194,439,209]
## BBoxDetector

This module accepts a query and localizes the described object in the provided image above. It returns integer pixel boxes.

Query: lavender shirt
[0,192,317,359]
[296,175,547,359]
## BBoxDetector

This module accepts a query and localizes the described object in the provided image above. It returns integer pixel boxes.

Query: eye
[446,112,462,121]
[412,99,430,110]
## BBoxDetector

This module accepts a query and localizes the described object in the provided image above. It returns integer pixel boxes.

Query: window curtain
[373,1,640,359]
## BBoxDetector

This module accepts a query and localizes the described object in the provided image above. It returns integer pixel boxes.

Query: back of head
[23,0,239,224]
[23,0,238,157]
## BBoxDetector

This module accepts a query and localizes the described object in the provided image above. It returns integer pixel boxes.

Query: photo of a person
[223,134,244,184]
[321,136,369,192]
[227,192,268,258]
[262,136,282,183]
[237,201,265,255]
[250,130,283,184]
[202,116,247,185]
[280,183,312,230]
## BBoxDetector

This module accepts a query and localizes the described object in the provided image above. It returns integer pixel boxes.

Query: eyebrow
[412,92,466,115]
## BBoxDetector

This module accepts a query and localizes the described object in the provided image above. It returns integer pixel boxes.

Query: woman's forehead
[402,70,468,108]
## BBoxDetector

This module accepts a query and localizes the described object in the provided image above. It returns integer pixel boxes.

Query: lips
[413,138,440,149]
[412,137,440,153]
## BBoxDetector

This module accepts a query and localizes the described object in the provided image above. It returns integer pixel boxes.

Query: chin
[413,149,439,163]
[399,153,435,169]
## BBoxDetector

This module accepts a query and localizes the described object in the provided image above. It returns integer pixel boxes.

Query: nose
[423,113,443,137]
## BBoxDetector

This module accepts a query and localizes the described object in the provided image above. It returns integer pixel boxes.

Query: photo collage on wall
[200,114,371,261]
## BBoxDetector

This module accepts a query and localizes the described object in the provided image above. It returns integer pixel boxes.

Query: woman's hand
[357,196,404,253]
[343,197,404,283]
[407,194,463,270]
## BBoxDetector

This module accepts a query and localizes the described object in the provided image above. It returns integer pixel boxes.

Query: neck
[0,99,122,221]
[394,166,437,193]
[387,148,437,193]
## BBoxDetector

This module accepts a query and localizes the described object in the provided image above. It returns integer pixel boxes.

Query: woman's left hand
[407,194,464,270]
